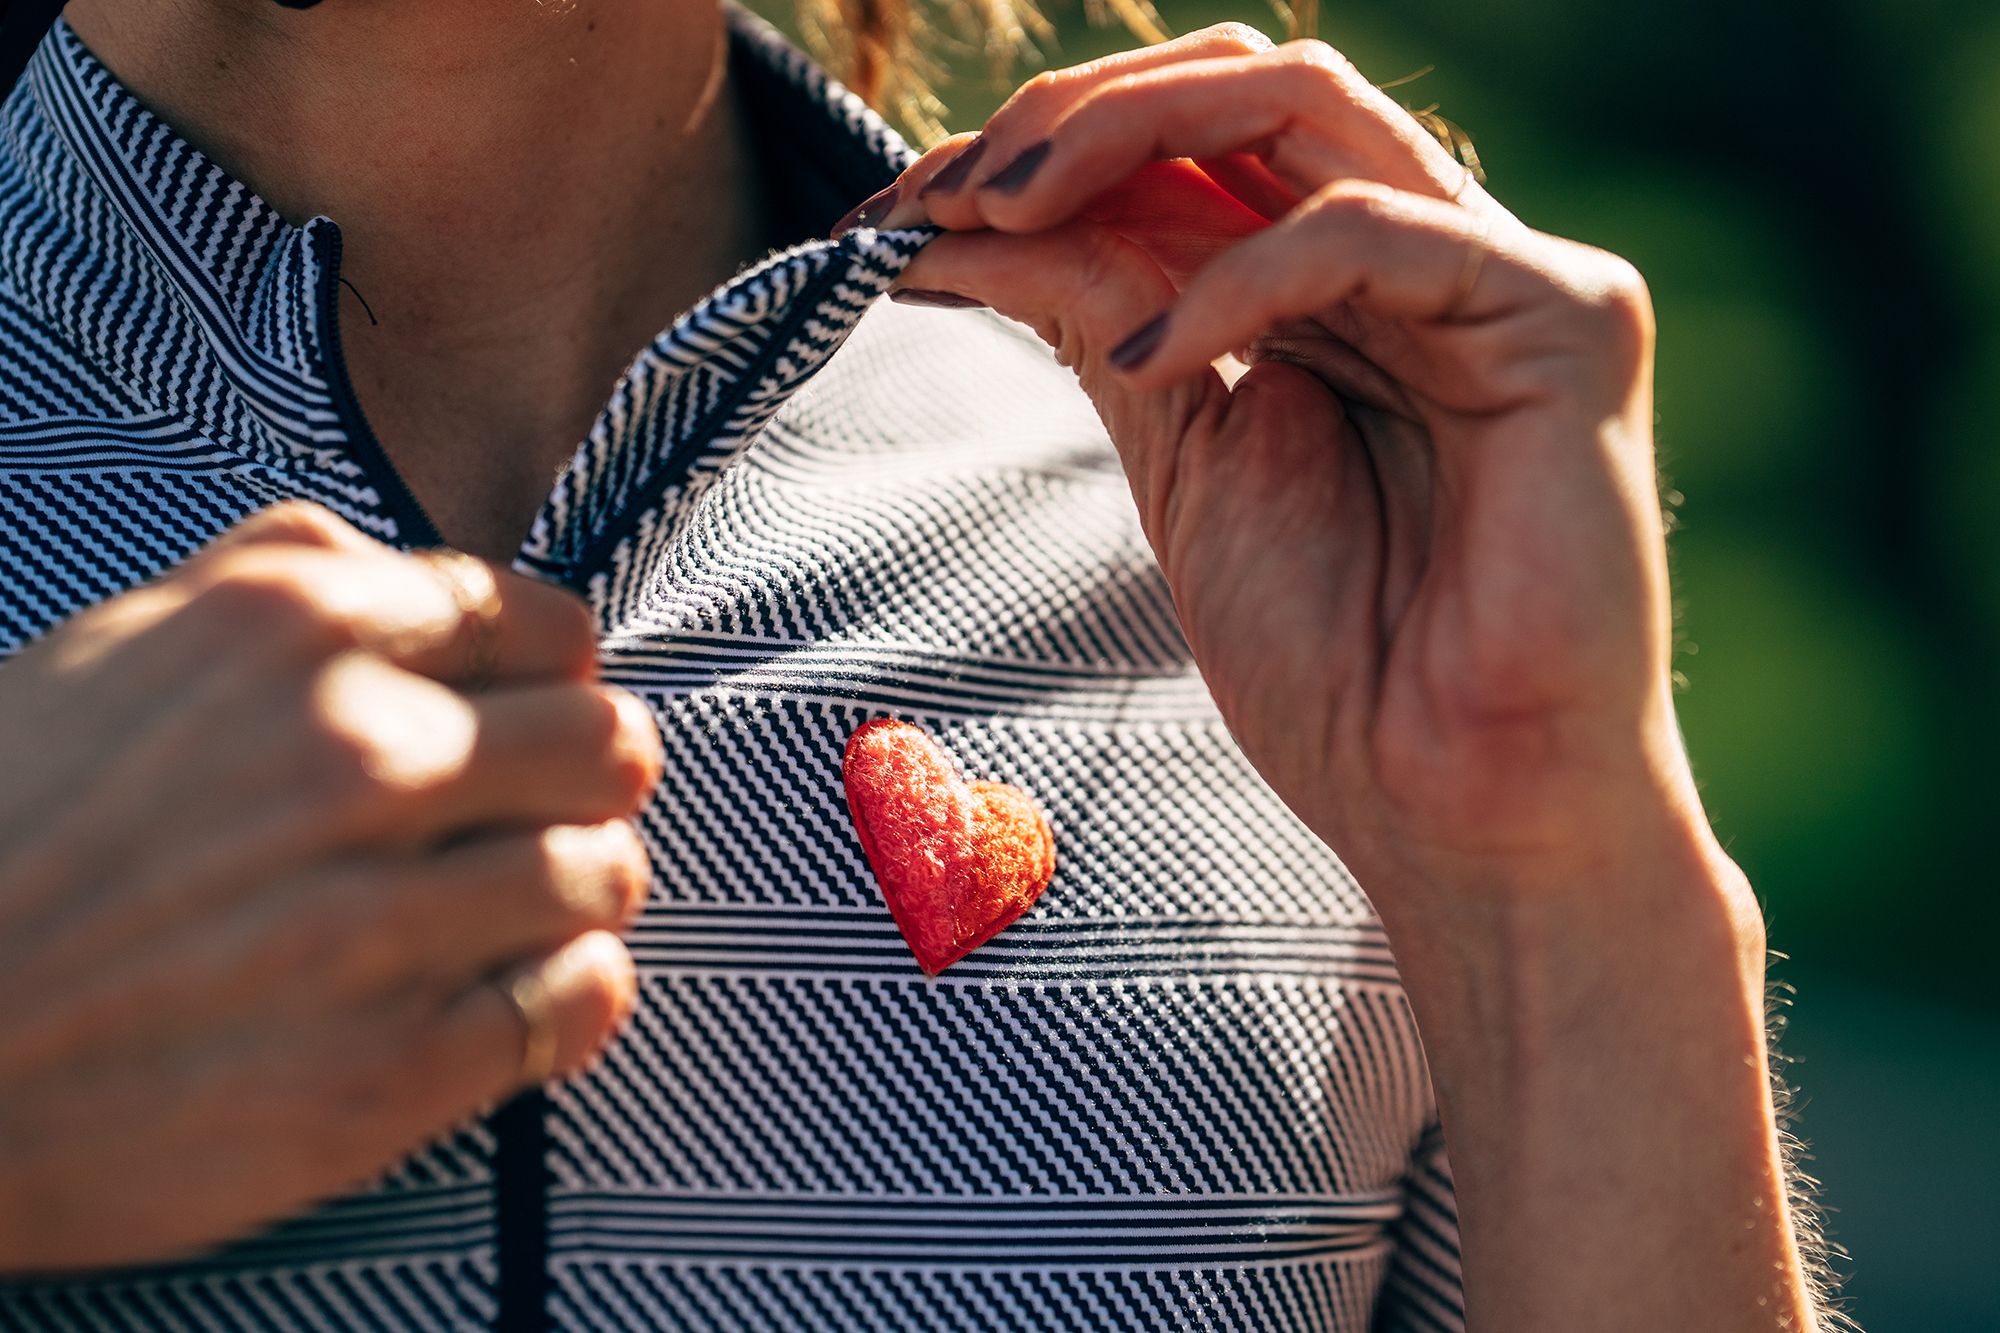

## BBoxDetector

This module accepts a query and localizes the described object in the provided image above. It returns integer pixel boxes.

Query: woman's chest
[543,433,1431,1271]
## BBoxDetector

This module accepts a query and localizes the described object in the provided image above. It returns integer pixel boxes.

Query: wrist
[1391,822,1767,1081]
[1371,807,1812,1330]
[1364,771,1776,1152]
[1367,766,1767,1006]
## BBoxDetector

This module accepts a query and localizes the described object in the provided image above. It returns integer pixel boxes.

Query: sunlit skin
[4,1,1820,1324]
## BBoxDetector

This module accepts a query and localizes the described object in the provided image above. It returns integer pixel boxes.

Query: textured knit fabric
[0,8,1466,1330]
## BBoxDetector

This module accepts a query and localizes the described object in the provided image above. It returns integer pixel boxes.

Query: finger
[889,223,1227,531]
[446,930,639,1098]
[180,545,597,689]
[833,133,980,237]
[896,21,1277,228]
[373,553,598,688]
[408,551,598,689]
[319,932,638,1172]
[399,820,653,976]
[249,821,653,1005]
[83,929,635,1261]
[28,819,653,1064]
[953,45,1477,235]
[247,661,657,855]
[193,500,382,557]
[887,158,1268,298]
[15,670,656,998]
[1103,182,1549,392]
[893,221,1180,379]
[431,682,663,835]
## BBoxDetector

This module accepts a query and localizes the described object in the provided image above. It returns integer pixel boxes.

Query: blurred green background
[768,0,2000,1325]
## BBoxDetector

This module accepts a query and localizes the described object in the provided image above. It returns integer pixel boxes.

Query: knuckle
[309,869,411,994]
[1005,67,1069,115]
[188,558,351,658]
[1202,20,1273,52]
[296,675,396,806]
[1047,226,1141,368]
[1022,69,1063,97]
[240,500,352,547]
[295,659,471,815]
[1596,252,1654,322]
[1571,246,1656,349]
[1309,180,1398,230]
[543,822,650,923]
[1279,37,1358,81]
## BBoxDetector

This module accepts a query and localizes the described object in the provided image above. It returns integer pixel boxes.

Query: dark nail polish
[980,139,1052,195]
[831,183,899,238]
[919,137,988,198]
[890,288,986,309]
[1109,313,1169,371]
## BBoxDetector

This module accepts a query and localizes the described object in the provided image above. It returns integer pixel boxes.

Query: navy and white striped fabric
[0,7,1466,1329]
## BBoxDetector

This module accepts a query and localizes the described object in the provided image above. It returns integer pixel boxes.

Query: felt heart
[842,719,1056,975]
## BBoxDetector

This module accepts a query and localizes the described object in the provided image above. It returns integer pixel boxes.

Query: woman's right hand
[0,502,662,1274]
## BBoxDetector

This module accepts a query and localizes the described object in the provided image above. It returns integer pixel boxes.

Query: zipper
[313,224,446,550]
[491,1090,550,1332]
[315,222,547,1331]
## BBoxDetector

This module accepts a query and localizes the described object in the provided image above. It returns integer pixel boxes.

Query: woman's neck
[66,0,778,560]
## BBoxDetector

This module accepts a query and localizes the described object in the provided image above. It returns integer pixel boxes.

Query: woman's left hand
[860,23,1699,923]
[851,28,1821,1331]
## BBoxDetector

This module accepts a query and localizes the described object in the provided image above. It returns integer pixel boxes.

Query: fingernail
[1109,312,1169,371]
[890,288,986,309]
[831,182,899,238]
[919,137,988,198]
[979,138,1052,195]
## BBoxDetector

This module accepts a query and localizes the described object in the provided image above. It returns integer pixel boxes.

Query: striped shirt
[0,7,1466,1329]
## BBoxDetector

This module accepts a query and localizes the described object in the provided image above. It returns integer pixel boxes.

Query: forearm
[1376,810,1819,1331]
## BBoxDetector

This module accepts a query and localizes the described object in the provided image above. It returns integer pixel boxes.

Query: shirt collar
[4,5,936,571]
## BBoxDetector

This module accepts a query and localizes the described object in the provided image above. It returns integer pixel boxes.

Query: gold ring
[498,970,559,1089]
[423,550,502,690]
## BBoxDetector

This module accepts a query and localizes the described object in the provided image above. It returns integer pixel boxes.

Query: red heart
[842,719,1056,975]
